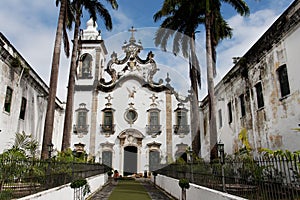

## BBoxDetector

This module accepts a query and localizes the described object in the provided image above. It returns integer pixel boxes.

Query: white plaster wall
[0,39,64,154]
[200,4,300,156]
[152,174,247,200]
[18,174,107,200]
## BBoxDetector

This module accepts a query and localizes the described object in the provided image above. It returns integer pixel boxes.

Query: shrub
[179,178,190,189]
[107,171,113,177]
[70,178,88,188]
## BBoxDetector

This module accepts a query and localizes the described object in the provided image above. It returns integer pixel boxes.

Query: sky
[0,0,294,101]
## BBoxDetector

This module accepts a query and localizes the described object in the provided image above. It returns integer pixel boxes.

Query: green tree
[205,0,249,160]
[154,0,204,156]
[61,0,118,152]
[41,0,71,159]
[153,0,232,156]
[0,132,40,191]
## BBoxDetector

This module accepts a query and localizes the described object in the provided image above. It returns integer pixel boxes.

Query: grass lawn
[108,179,151,200]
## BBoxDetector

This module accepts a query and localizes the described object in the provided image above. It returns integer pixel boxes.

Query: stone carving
[99,28,162,90]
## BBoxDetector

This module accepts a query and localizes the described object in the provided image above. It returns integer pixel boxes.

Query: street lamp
[217,142,225,165]
[186,147,194,182]
[47,143,54,159]
[217,141,226,192]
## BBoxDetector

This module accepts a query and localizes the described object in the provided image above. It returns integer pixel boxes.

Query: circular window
[125,109,138,124]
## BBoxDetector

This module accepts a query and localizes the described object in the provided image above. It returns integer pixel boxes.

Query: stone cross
[105,94,113,103]
[150,94,158,104]
[129,26,137,42]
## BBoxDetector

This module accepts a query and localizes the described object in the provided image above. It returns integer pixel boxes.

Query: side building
[0,32,64,154]
[71,19,193,176]
[200,0,300,158]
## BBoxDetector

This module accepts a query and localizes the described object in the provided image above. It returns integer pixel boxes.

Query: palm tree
[61,0,118,152]
[41,0,70,160]
[153,0,232,157]
[205,0,249,160]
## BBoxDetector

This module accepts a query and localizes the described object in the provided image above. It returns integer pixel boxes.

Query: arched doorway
[123,146,137,176]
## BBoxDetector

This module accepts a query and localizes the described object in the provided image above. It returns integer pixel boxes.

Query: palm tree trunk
[61,3,81,152]
[206,15,218,161]
[189,33,200,156]
[41,0,66,160]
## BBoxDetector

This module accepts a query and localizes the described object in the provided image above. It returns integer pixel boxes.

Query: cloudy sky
[0,0,294,100]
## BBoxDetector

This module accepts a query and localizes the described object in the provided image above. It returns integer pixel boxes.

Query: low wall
[152,175,247,200]
[18,174,108,200]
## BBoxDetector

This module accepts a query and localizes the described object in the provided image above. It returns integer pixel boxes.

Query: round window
[125,109,138,123]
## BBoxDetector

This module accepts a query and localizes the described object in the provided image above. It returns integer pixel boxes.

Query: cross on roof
[129,26,137,42]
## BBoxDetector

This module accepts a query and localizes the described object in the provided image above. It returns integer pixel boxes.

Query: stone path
[87,180,116,200]
[139,178,176,200]
[87,178,176,200]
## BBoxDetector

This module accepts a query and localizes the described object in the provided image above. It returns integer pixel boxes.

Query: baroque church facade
[1,0,299,175]
[71,20,192,175]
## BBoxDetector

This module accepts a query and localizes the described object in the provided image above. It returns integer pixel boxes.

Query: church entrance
[123,146,137,176]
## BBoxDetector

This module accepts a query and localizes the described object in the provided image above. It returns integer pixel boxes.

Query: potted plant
[179,178,190,200]
[107,171,113,177]
[70,178,90,199]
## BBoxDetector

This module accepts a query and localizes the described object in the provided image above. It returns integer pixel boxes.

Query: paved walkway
[87,178,176,200]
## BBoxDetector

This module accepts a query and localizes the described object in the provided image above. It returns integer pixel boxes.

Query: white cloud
[0,0,70,100]
[215,9,280,84]
[0,0,293,101]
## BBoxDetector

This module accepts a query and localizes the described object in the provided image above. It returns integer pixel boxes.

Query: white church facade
[71,20,192,175]
[0,0,299,173]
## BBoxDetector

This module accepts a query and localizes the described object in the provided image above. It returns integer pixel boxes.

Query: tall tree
[41,0,70,160]
[205,0,249,160]
[61,0,118,152]
[153,0,232,157]
[154,0,203,156]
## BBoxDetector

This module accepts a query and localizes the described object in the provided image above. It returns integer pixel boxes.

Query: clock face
[125,109,138,123]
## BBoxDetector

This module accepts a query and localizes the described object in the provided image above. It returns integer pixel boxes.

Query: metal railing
[155,155,300,200]
[0,158,110,199]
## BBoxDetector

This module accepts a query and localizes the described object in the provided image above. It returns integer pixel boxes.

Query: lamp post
[217,141,226,192]
[47,143,54,159]
[186,147,194,183]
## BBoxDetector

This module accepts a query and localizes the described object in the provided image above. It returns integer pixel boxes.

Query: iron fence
[0,158,110,199]
[155,155,300,200]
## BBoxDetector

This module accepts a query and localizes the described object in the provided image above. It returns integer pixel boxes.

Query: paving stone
[87,178,176,200]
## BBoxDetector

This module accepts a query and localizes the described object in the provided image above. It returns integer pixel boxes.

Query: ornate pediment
[147,141,162,149]
[118,128,144,146]
[98,27,164,91]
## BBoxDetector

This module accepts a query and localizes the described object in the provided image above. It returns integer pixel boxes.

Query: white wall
[152,174,247,200]
[18,174,108,200]
[0,34,64,154]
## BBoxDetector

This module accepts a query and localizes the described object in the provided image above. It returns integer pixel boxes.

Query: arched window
[146,108,161,137]
[173,104,190,136]
[101,108,115,136]
[80,53,92,78]
[74,103,89,135]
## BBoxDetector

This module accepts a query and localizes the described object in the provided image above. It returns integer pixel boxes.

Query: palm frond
[222,0,250,16]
